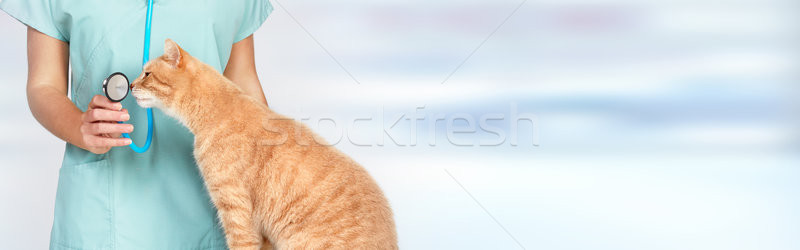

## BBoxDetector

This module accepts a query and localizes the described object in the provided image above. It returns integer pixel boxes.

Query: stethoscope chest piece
[103,72,130,102]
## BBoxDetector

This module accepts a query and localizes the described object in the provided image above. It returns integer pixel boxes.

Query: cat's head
[131,39,194,113]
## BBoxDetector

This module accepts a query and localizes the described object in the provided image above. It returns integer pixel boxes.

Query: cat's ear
[164,39,183,68]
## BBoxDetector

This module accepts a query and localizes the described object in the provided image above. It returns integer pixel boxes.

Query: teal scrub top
[0,0,273,249]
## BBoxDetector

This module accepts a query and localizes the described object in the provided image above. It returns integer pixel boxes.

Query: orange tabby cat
[130,39,397,250]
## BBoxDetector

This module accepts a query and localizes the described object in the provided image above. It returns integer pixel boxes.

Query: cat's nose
[130,82,136,89]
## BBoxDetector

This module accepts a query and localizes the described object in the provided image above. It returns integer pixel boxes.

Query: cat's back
[199,87,397,248]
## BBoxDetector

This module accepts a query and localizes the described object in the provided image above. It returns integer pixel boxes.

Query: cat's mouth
[131,90,160,108]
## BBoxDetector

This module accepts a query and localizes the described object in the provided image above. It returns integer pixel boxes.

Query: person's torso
[51,0,256,249]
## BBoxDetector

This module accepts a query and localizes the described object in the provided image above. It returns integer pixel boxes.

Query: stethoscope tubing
[121,0,155,153]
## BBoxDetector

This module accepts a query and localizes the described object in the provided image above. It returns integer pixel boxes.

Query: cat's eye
[144,72,151,78]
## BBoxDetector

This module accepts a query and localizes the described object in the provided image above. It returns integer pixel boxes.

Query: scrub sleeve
[236,0,274,43]
[0,0,273,249]
[0,0,68,42]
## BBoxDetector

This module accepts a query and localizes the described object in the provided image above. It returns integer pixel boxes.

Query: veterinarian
[0,0,272,249]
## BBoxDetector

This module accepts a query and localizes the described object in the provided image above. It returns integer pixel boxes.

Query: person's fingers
[82,108,130,123]
[81,122,134,135]
[99,137,133,147]
[89,95,123,111]
[84,135,132,147]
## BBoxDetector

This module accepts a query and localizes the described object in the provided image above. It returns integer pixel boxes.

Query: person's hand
[80,95,133,154]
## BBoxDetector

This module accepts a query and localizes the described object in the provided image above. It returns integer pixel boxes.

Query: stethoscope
[101,0,155,153]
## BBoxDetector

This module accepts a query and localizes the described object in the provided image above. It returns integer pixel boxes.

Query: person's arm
[224,35,269,107]
[27,27,132,154]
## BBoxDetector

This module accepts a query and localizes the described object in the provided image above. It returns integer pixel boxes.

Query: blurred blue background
[2,0,799,249]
